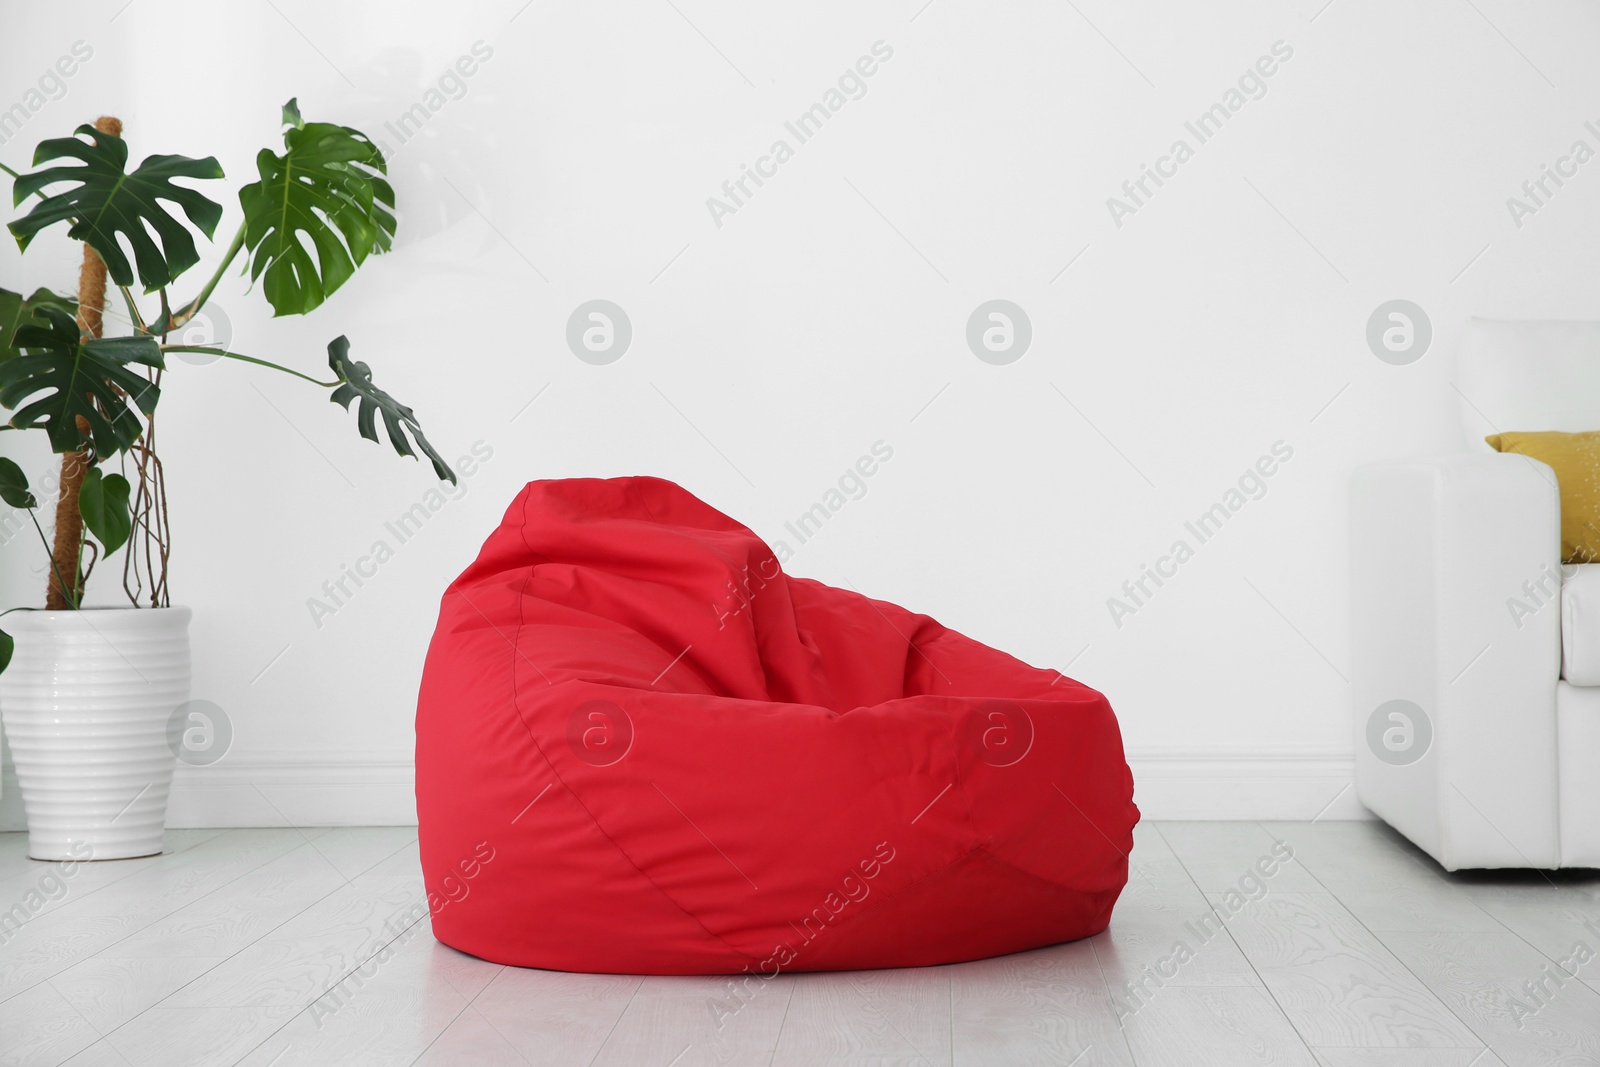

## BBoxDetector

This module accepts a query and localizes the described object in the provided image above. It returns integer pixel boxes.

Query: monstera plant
[0,102,451,861]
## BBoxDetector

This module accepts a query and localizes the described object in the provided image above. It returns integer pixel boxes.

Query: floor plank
[950,940,1132,1066]
[1260,822,1504,933]
[156,871,426,1008]
[771,966,952,1067]
[1311,1050,1509,1066]
[109,845,350,958]
[1130,821,1181,866]
[1381,930,1600,1066]
[412,1006,531,1066]
[1158,821,1325,894]
[48,955,224,1034]
[1207,892,1481,1048]
[0,980,101,1066]
[588,973,794,1067]
[1093,867,1266,993]
[462,966,641,1064]
[0,830,308,1004]
[233,927,476,1067]
[56,1039,137,1066]
[300,827,419,883]
[1446,871,1600,992]
[1121,985,1318,1066]
[101,1006,300,1067]
[0,829,228,933]
[1257,821,1445,892]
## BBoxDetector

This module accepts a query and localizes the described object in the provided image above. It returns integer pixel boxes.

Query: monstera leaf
[0,457,35,509]
[0,306,162,455]
[78,466,132,555]
[0,287,76,360]
[327,336,453,483]
[239,99,396,317]
[8,126,224,292]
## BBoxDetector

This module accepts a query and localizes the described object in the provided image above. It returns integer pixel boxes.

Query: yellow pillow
[1486,431,1600,563]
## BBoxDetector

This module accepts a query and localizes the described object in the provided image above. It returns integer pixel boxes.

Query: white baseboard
[1,747,1368,830]
[0,750,417,830]
[167,751,419,827]
[1128,749,1367,821]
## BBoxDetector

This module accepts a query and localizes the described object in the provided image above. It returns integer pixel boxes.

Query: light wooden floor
[2,820,1597,1066]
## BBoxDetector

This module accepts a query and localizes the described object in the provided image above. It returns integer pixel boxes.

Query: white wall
[3,0,1599,824]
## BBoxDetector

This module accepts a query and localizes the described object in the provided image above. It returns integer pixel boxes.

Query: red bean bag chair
[415,477,1137,975]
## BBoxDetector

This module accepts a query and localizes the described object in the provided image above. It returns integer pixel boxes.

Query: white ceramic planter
[0,607,191,860]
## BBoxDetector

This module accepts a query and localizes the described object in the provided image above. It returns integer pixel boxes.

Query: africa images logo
[1366,699,1432,766]
[966,700,1034,767]
[567,699,634,766]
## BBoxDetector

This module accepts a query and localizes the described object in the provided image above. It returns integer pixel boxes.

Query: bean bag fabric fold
[415,476,1137,975]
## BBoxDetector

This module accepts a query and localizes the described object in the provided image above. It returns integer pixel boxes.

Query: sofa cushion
[1562,564,1600,685]
[1486,431,1600,563]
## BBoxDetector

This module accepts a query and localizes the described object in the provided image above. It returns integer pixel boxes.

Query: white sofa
[1352,318,1600,870]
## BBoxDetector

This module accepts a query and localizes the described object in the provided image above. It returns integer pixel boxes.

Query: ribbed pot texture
[0,607,191,860]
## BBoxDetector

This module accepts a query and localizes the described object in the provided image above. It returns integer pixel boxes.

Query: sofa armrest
[1351,453,1561,869]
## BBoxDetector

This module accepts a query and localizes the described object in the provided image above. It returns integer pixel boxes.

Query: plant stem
[117,285,147,335]
[28,510,77,610]
[47,449,89,609]
[75,508,86,602]
[167,221,245,332]
[160,345,341,387]
[46,113,122,610]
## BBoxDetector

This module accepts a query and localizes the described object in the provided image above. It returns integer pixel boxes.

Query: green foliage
[0,100,451,624]
[8,126,224,292]
[78,466,132,556]
[0,459,34,666]
[0,306,162,454]
[0,287,76,360]
[0,457,34,508]
[239,98,396,316]
[328,336,455,484]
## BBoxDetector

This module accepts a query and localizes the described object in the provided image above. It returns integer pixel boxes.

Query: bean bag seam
[973,843,1091,895]
[510,493,763,970]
